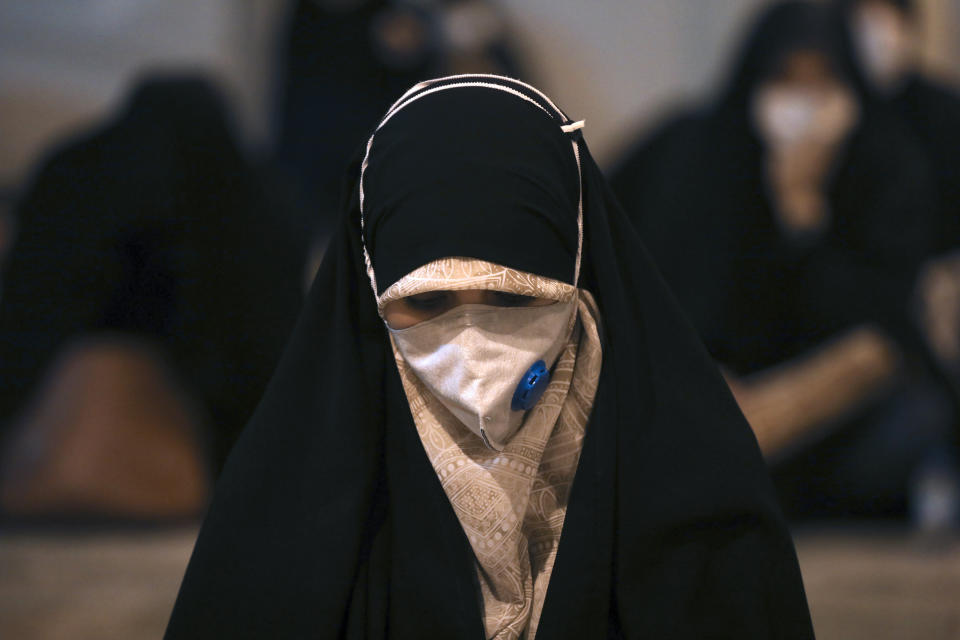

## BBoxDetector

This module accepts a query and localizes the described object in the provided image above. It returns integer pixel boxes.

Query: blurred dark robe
[879,76,960,252]
[836,0,960,253]
[0,76,308,475]
[609,2,945,518]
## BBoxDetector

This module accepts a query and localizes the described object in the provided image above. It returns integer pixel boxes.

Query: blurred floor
[1,527,196,640]
[796,528,960,639]
[1,526,958,639]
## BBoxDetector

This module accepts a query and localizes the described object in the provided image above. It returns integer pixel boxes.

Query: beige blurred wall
[0,0,957,187]
[0,0,767,183]
[501,0,960,163]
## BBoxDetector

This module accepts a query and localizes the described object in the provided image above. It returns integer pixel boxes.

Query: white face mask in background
[389,298,576,450]
[752,85,859,149]
[852,4,913,92]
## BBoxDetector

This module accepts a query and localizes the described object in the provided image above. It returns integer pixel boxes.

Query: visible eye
[490,292,539,307]
[404,292,450,310]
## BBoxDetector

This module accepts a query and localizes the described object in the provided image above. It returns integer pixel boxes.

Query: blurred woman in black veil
[165,75,813,639]
[838,0,960,377]
[610,1,955,522]
[0,75,307,517]
[273,0,523,263]
[839,0,960,251]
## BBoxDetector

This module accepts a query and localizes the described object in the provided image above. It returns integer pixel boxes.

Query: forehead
[780,50,836,80]
[763,48,843,87]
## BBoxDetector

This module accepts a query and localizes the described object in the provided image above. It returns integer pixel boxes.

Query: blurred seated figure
[610,1,956,522]
[838,0,960,371]
[0,75,308,521]
[274,0,523,274]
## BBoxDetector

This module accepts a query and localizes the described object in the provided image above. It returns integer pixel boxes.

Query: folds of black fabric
[165,77,812,638]
[892,76,960,253]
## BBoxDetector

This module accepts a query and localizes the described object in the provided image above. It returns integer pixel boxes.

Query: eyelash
[491,292,536,307]
[405,294,449,310]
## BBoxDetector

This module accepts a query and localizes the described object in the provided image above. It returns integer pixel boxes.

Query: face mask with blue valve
[388,297,577,450]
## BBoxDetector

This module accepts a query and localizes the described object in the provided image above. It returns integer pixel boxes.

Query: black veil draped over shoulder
[166,76,813,639]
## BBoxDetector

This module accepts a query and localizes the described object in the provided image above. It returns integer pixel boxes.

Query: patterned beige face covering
[386,280,576,450]
[378,257,603,640]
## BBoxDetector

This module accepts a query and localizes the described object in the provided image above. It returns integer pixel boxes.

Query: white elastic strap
[358,131,379,297]
[398,73,570,120]
[380,82,553,132]
[571,139,584,286]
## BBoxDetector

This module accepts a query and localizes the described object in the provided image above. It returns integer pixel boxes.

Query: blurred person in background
[0,75,308,521]
[839,0,960,375]
[610,0,956,523]
[273,0,523,284]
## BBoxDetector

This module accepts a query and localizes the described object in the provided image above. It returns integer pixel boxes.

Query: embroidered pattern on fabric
[390,262,602,640]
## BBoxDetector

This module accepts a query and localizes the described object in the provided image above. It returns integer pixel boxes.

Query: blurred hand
[764,134,846,236]
[765,145,833,234]
[754,83,858,236]
[918,252,960,366]
[726,325,900,457]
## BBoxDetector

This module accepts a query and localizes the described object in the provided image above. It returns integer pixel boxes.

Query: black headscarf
[0,75,308,472]
[609,1,937,376]
[166,75,812,638]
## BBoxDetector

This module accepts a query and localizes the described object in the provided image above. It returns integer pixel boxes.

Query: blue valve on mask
[511,360,551,411]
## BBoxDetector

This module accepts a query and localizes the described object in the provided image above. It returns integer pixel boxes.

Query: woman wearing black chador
[611,1,952,522]
[166,75,813,639]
